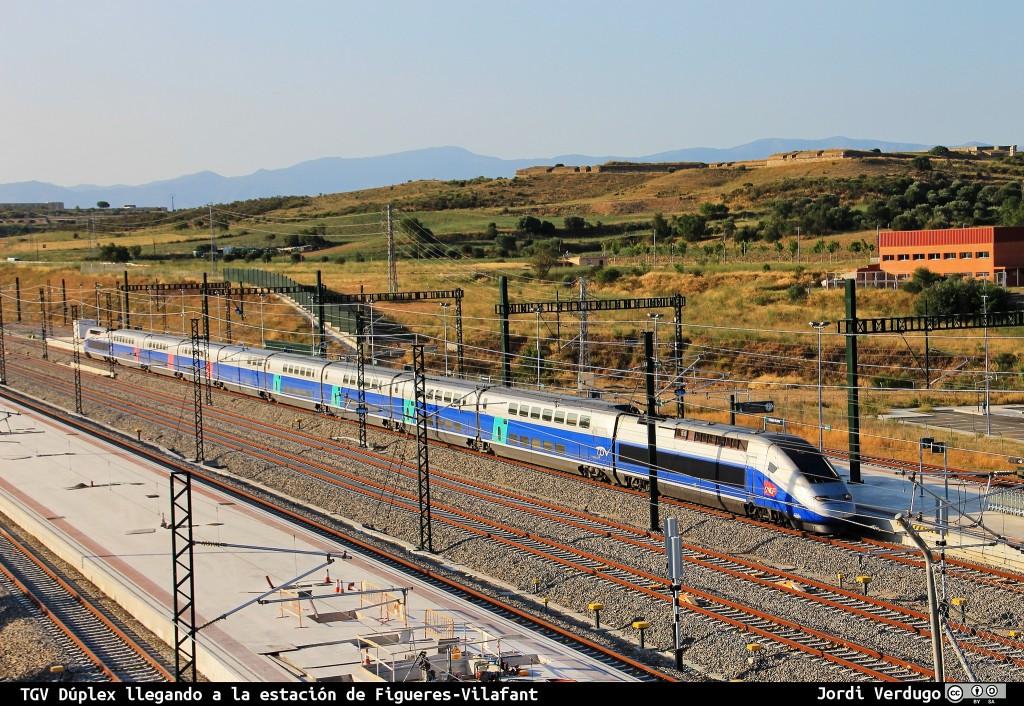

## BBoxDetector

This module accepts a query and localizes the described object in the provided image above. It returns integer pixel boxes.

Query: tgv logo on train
[80,321,856,534]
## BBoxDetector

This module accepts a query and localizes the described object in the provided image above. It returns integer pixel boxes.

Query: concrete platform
[0,395,640,683]
[837,459,1024,572]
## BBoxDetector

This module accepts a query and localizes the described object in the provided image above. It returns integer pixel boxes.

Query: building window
[898,254,910,261]
[976,272,989,278]
[912,254,925,260]
[976,251,990,259]
[943,253,956,259]
[927,253,940,260]
[960,252,973,259]
[882,254,894,261]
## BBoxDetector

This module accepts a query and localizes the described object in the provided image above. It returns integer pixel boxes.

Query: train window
[579,416,591,429]
[530,406,541,419]
[781,442,842,484]
[566,413,578,426]
[508,403,518,416]
[519,406,529,417]
[542,409,552,422]
[520,436,530,447]
[508,433,518,444]
[674,429,690,441]
[532,439,541,449]
[555,443,566,454]
[444,392,453,403]
[543,441,553,452]
[554,411,565,424]
[454,422,462,433]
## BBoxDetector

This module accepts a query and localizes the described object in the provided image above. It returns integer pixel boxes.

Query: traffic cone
[336,580,340,594]
[325,570,330,585]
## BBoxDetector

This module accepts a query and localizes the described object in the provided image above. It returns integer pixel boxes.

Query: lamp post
[809,321,831,451]
[648,313,663,394]
[259,293,266,347]
[534,304,543,387]
[368,299,375,364]
[982,293,991,435]
[440,302,450,376]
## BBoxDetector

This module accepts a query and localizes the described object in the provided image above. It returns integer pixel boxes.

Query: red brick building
[877,226,1024,286]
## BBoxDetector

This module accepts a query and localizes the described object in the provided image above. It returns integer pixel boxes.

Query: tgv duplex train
[80,323,856,534]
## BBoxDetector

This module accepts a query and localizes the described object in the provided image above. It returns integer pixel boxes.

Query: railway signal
[732,400,775,414]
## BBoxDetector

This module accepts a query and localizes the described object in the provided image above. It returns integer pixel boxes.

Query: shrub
[593,267,622,285]
[787,283,808,302]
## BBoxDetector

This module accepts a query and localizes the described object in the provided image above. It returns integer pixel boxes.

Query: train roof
[479,384,638,412]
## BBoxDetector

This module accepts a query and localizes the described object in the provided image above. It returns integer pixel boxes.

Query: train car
[320,361,407,428]
[477,386,628,476]
[613,417,854,533]
[212,345,275,394]
[417,376,484,448]
[262,352,332,411]
[80,323,855,533]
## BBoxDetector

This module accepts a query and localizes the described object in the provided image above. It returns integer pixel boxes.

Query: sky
[3,0,1023,187]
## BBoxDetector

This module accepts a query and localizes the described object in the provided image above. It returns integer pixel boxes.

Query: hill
[0,137,948,210]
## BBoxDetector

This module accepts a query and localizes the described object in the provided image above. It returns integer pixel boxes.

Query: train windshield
[778,440,843,484]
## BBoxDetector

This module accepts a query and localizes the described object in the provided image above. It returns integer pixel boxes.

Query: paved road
[881,405,1024,444]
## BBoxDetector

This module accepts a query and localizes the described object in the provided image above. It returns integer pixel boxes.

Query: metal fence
[225,268,357,334]
[987,487,1024,517]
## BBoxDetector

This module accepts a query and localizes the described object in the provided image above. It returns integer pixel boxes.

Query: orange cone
[325,570,330,584]
[336,580,340,593]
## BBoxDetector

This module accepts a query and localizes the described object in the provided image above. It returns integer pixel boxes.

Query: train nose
[813,494,856,518]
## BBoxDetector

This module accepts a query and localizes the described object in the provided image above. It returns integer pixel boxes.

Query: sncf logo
[763,481,777,498]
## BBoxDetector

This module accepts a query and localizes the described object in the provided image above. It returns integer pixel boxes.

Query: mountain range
[0,137,961,211]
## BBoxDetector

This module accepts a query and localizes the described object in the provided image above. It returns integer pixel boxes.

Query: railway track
[0,522,174,682]
[15,342,1023,599]
[4,339,1024,680]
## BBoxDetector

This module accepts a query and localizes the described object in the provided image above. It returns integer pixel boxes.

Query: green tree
[530,241,559,279]
[97,244,131,262]
[96,201,110,209]
[563,216,586,232]
[651,212,672,240]
[518,215,543,234]
[401,217,434,243]
[674,214,707,242]
[997,197,1024,226]
[914,276,1008,316]
[900,267,942,294]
